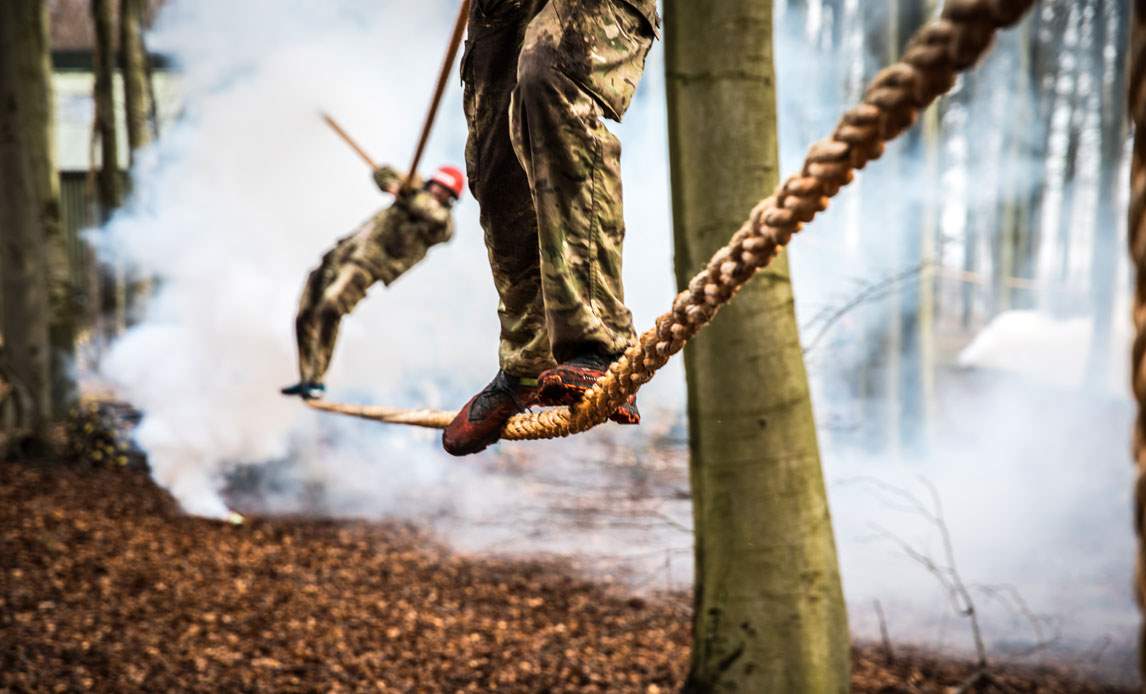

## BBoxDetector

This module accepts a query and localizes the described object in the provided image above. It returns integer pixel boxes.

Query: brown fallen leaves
[0,461,1130,693]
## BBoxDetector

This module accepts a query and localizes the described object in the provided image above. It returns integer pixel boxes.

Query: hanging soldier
[281,165,466,400]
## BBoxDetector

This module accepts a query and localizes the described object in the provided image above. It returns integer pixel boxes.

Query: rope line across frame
[307,0,1039,441]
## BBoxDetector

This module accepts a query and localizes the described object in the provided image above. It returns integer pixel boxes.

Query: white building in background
[47,0,181,243]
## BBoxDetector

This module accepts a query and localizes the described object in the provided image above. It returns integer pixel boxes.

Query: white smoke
[776,2,1136,681]
[101,0,513,519]
[98,0,680,526]
[95,0,1135,683]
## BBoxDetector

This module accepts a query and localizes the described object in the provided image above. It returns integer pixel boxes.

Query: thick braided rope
[1129,0,1146,680]
[305,400,456,429]
[309,0,1037,441]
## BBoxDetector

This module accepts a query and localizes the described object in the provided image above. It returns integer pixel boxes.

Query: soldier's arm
[395,190,445,222]
[396,191,454,244]
[372,165,403,194]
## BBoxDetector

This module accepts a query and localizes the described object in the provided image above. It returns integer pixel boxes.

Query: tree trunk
[17,0,74,418]
[1024,1,1063,300]
[665,1,850,691]
[119,0,155,325]
[92,0,125,334]
[893,0,929,452]
[993,13,1035,315]
[1085,0,1129,386]
[92,0,121,218]
[119,0,153,161]
[1052,1,1090,306]
[32,13,76,419]
[0,0,56,435]
[961,194,978,328]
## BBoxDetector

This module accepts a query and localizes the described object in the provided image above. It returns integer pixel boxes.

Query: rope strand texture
[1128,0,1146,680]
[308,0,1038,441]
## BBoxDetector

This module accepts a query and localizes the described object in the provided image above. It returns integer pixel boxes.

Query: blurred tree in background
[0,0,62,442]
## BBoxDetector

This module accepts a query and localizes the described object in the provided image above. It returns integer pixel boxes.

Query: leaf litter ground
[0,461,1131,692]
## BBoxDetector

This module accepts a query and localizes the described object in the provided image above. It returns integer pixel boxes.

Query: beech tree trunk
[665,1,850,690]
[92,0,125,334]
[91,0,121,218]
[119,0,154,160]
[0,0,57,434]
[1086,0,1129,386]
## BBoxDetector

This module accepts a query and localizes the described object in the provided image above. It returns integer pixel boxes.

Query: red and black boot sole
[537,363,640,425]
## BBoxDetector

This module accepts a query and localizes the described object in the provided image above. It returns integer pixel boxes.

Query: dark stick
[874,599,895,663]
[405,0,471,188]
[321,112,379,170]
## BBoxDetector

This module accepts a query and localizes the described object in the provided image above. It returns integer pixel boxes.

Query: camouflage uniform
[294,166,454,383]
[463,0,658,377]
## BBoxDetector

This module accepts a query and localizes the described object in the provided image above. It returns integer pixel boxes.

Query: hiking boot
[442,371,540,456]
[538,353,640,425]
[281,381,326,400]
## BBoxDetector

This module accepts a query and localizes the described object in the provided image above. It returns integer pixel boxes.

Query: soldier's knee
[316,300,343,323]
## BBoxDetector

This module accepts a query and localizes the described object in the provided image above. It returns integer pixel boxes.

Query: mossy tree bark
[91,0,121,218]
[665,1,851,690]
[33,3,76,418]
[119,0,155,321]
[119,0,154,161]
[0,0,59,433]
[92,0,125,333]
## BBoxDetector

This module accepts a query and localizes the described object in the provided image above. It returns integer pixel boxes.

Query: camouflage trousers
[294,226,382,384]
[463,0,655,377]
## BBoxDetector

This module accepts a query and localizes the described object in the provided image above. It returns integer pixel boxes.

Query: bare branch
[873,599,895,663]
[801,263,929,355]
[863,478,989,669]
[974,583,1062,658]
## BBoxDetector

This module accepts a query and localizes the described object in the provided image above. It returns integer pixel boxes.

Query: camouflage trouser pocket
[550,0,654,121]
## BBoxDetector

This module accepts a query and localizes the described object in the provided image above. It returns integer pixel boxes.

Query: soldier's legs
[295,266,329,383]
[294,257,374,384]
[463,0,555,378]
[509,0,653,363]
[444,0,653,454]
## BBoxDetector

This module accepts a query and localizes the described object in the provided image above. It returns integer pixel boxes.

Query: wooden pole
[321,112,379,170]
[405,0,470,188]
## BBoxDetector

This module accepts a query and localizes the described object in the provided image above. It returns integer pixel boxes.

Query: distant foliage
[63,401,147,469]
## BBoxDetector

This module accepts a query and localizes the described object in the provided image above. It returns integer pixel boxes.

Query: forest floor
[0,460,1133,693]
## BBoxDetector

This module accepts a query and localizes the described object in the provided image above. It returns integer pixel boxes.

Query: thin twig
[874,599,895,663]
[859,477,991,670]
[802,263,929,355]
[974,583,1060,657]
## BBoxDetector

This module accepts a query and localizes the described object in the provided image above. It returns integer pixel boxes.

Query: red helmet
[429,165,466,200]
